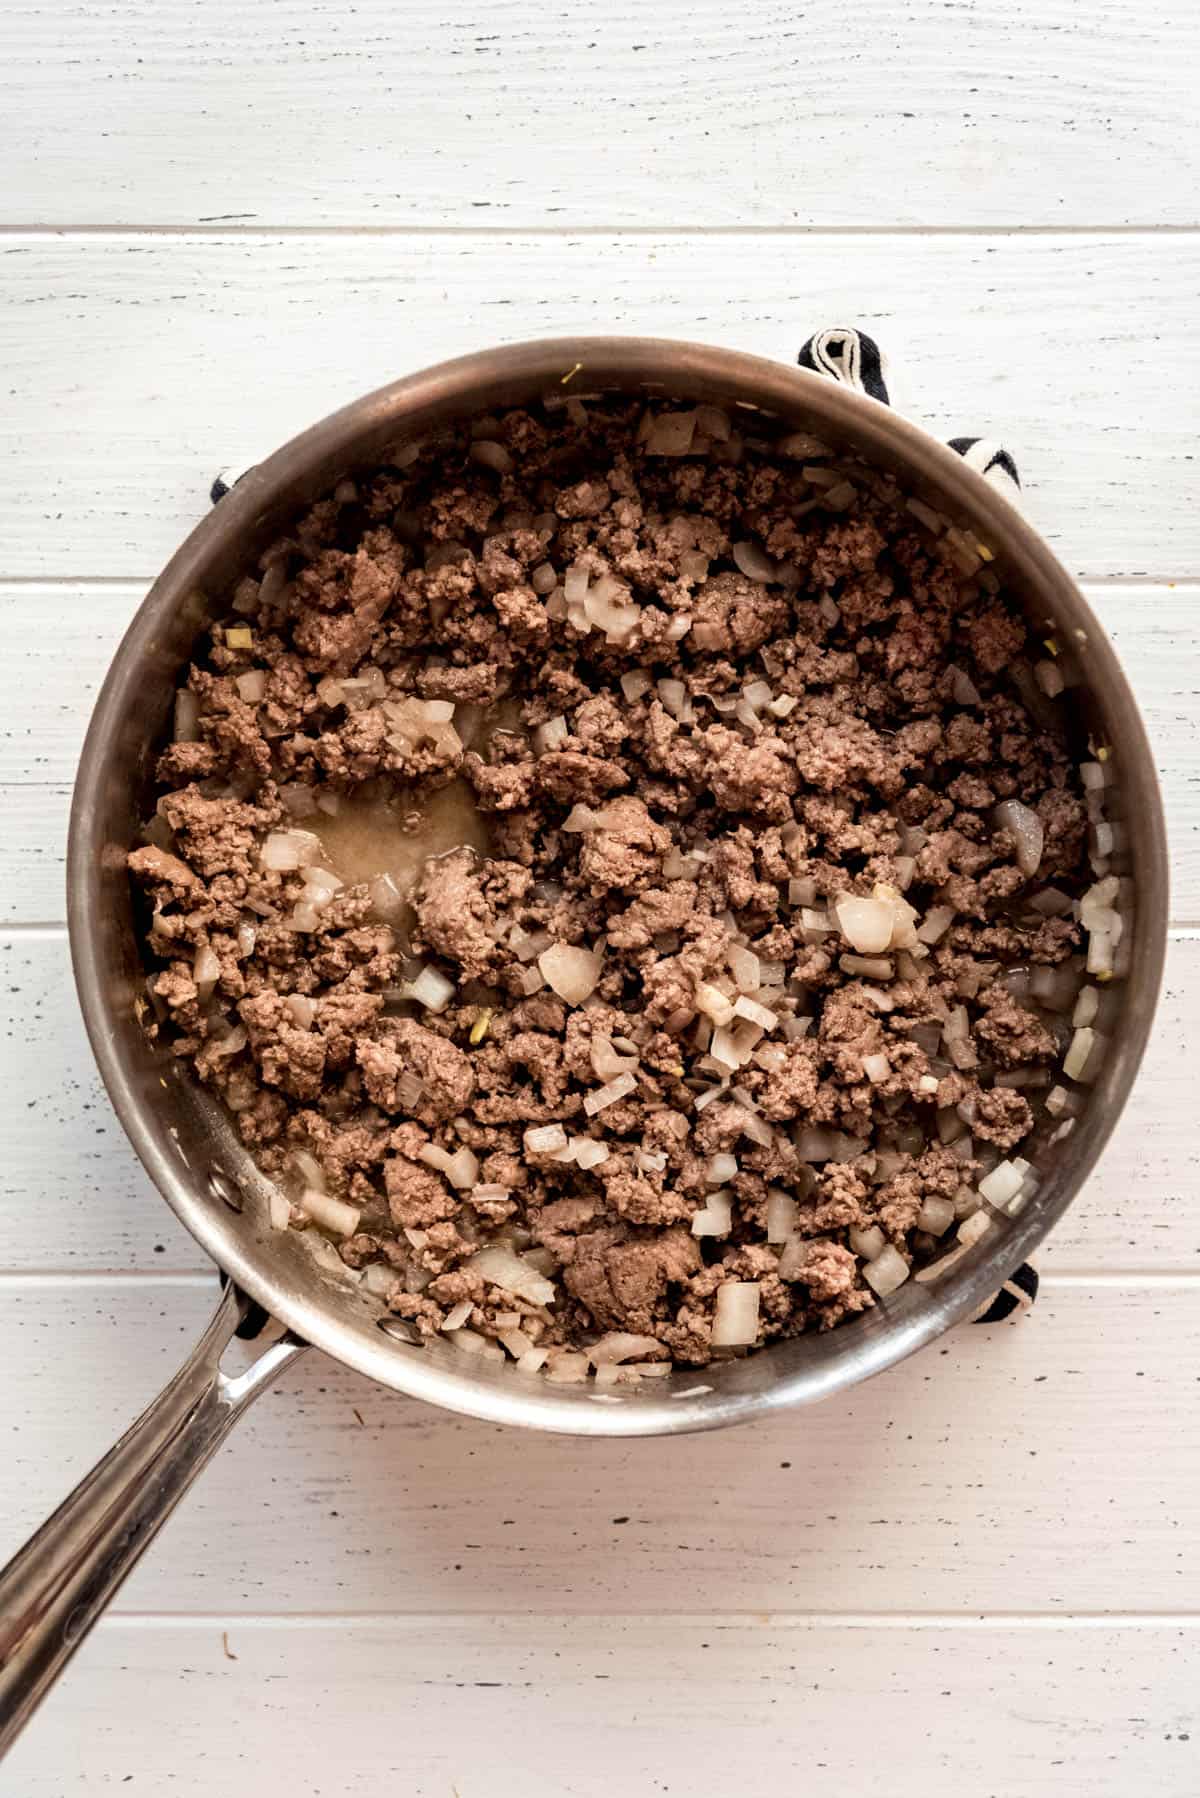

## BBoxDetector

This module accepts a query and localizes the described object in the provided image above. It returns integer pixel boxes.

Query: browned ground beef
[129,396,1096,1380]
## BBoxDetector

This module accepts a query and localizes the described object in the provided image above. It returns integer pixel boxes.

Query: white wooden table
[2,4,1198,1790]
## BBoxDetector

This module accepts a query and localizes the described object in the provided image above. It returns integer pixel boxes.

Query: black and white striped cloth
[798,326,1023,502]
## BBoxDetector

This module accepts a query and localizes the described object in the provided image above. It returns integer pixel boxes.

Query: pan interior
[67,338,1168,1435]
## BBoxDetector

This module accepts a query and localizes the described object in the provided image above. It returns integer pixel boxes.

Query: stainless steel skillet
[0,336,1168,1752]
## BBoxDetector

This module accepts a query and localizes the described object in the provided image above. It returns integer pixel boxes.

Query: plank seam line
[3,223,1200,240]
[96,1610,1200,1631]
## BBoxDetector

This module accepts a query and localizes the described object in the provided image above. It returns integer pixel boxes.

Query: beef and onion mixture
[130,394,1123,1383]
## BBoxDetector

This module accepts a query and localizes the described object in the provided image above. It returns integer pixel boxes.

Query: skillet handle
[0,1282,306,1757]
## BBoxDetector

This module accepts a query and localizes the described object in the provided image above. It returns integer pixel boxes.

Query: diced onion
[710,1025,752,1073]
[302,865,342,905]
[173,688,200,742]
[235,670,267,704]
[620,669,652,702]
[584,1071,637,1116]
[192,944,220,999]
[1073,986,1100,1028]
[916,905,955,945]
[587,1332,666,1366]
[732,542,776,583]
[278,783,317,819]
[469,439,513,473]
[863,1244,909,1297]
[286,1151,325,1197]
[1028,964,1081,1012]
[1086,928,1116,977]
[732,994,779,1031]
[728,944,761,991]
[525,1123,569,1155]
[765,1190,798,1244]
[956,1210,993,1249]
[943,1005,970,1043]
[645,411,697,456]
[407,965,456,1013]
[994,799,1045,879]
[446,1328,505,1363]
[590,1033,639,1081]
[466,1245,557,1307]
[538,942,602,1005]
[441,1300,474,1332]
[209,1023,247,1060]
[694,403,732,442]
[1079,875,1120,931]
[849,1224,887,1261]
[949,665,981,706]
[694,981,736,1028]
[737,1106,774,1149]
[710,1281,760,1347]
[1069,1022,1099,1084]
[706,1152,739,1185]
[418,1144,480,1190]
[366,872,406,926]
[299,1189,361,1238]
[834,893,894,955]
[795,1127,836,1162]
[635,1148,668,1175]
[916,1196,956,1236]
[691,1191,733,1237]
[545,1351,590,1384]
[840,955,894,980]
[574,1138,610,1171]
[1035,658,1065,697]
[563,565,590,604]
[656,677,690,721]
[260,829,323,872]
[285,993,316,1029]
[534,715,569,753]
[862,1052,892,1084]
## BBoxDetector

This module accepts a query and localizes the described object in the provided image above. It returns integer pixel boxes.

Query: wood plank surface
[4,0,1199,229]
[3,2,1199,1778]
[2,234,1197,579]
[0,1278,1195,1618]
[5,1615,1197,1797]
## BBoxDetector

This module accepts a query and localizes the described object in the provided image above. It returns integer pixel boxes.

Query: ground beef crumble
[129,395,1101,1381]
